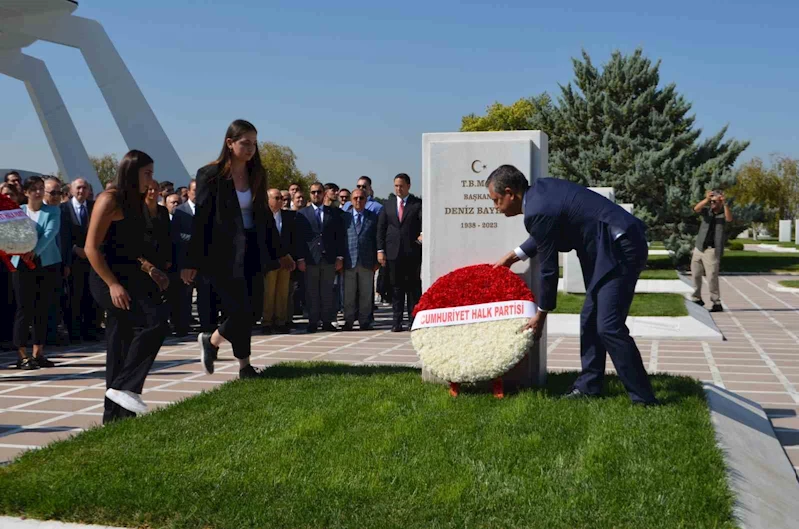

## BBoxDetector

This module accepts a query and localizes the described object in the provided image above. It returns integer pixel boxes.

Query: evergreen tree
[461,48,749,261]
[551,49,748,260]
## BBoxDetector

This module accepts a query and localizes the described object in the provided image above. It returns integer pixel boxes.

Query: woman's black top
[186,164,285,277]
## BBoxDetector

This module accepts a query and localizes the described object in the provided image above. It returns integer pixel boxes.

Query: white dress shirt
[71,196,87,226]
[187,199,195,216]
[273,209,282,235]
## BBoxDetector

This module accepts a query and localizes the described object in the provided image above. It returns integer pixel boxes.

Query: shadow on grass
[261,362,417,380]
[258,363,704,406]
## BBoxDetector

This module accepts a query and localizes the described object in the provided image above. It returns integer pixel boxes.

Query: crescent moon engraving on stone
[471,160,486,174]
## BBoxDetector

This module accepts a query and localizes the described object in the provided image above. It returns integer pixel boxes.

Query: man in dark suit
[342,188,379,331]
[377,173,422,332]
[489,164,657,405]
[172,179,218,334]
[296,182,345,333]
[60,178,100,341]
[263,188,303,334]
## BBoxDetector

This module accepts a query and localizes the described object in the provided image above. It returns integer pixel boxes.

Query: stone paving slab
[1,275,798,486]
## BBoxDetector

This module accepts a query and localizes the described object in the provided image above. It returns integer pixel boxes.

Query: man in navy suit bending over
[489,165,658,405]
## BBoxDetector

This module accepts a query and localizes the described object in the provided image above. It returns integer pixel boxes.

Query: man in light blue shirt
[342,176,383,215]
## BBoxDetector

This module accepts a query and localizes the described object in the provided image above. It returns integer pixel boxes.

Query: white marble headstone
[422,131,548,387]
[562,187,616,293]
[779,220,792,242]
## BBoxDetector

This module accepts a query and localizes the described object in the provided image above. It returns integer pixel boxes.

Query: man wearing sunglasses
[342,176,384,215]
[296,182,345,332]
[691,189,733,313]
[342,189,379,330]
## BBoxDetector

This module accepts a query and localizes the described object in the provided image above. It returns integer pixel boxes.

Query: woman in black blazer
[143,179,172,272]
[181,119,293,378]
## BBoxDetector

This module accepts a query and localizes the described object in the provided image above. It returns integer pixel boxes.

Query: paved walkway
[1,275,798,480]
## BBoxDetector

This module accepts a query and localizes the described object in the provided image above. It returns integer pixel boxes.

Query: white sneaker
[105,388,148,414]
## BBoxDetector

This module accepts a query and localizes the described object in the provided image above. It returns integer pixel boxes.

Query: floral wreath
[411,264,537,397]
[0,193,38,271]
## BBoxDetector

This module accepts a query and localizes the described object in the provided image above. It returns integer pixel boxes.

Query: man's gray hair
[485,164,529,194]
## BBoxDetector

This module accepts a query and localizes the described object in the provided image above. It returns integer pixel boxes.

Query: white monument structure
[779,220,792,243]
[0,0,188,189]
[795,219,799,245]
[422,131,548,387]
[562,187,616,293]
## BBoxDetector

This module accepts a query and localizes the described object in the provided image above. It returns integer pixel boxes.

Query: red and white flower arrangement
[411,264,537,397]
[0,194,38,271]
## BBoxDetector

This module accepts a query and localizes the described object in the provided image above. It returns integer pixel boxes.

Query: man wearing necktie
[342,189,379,331]
[60,178,101,342]
[297,182,345,333]
[377,173,423,332]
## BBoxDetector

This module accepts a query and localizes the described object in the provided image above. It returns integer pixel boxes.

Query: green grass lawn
[558,262,678,280]
[779,280,799,289]
[721,251,799,274]
[554,292,688,316]
[0,364,734,529]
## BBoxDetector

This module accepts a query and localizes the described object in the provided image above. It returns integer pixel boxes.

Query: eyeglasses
[273,196,285,201]
[310,190,323,195]
[45,190,62,196]
[356,184,367,189]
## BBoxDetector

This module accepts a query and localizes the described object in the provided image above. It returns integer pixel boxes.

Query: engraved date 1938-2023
[461,222,498,229]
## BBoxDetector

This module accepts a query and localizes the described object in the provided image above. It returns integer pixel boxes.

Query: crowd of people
[2,120,424,420]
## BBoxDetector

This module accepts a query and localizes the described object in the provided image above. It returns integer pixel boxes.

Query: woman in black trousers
[181,119,293,378]
[11,176,61,370]
[86,150,171,424]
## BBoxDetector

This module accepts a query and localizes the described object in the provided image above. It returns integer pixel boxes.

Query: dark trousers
[305,263,336,326]
[176,274,218,333]
[90,271,169,424]
[66,262,100,339]
[575,234,656,404]
[167,271,186,334]
[0,267,15,343]
[12,263,59,349]
[211,275,252,359]
[388,256,421,326]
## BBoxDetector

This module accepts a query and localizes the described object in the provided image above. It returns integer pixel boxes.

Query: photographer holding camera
[691,189,733,312]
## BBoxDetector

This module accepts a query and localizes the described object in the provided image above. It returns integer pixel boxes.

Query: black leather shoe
[342,322,354,331]
[239,365,260,379]
[198,332,218,375]
[391,324,404,333]
[710,304,723,313]
[360,323,374,331]
[33,356,56,368]
[16,357,40,370]
[321,323,340,332]
[692,299,704,307]
[261,325,273,335]
[274,325,290,334]
[561,387,598,400]
[305,324,317,334]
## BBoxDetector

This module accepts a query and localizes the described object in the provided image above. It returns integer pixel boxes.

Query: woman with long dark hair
[86,150,171,424]
[181,119,293,378]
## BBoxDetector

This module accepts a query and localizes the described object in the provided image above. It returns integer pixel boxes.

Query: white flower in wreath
[0,209,38,255]
[411,318,534,383]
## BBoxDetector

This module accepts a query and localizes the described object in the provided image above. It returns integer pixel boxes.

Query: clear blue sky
[2,0,797,198]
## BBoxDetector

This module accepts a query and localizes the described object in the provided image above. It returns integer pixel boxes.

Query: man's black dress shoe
[360,323,374,331]
[342,322,354,331]
[391,324,404,332]
[321,323,340,332]
[306,324,317,334]
[561,387,598,400]
[709,304,723,313]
